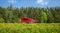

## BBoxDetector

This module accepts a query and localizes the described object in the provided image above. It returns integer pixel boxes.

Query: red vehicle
[19,18,36,23]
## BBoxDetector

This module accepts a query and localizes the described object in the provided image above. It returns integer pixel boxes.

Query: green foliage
[0,18,4,23]
[0,23,60,33]
[0,6,60,23]
[43,12,47,23]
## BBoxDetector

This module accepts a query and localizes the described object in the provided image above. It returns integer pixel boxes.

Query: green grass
[0,23,60,33]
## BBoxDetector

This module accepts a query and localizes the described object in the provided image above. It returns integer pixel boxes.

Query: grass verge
[0,23,60,33]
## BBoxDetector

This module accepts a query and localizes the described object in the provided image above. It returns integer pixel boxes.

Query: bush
[0,18,4,23]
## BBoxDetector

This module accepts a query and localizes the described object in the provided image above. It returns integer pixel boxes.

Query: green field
[0,23,60,33]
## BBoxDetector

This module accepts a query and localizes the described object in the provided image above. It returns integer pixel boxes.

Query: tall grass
[0,23,60,33]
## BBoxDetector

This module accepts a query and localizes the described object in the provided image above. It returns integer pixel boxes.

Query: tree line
[0,5,60,23]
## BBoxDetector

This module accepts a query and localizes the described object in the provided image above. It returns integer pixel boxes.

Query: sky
[0,0,60,8]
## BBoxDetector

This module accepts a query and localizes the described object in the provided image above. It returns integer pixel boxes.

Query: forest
[0,5,60,23]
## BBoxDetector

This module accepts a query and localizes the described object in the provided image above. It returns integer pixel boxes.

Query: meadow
[0,23,60,33]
